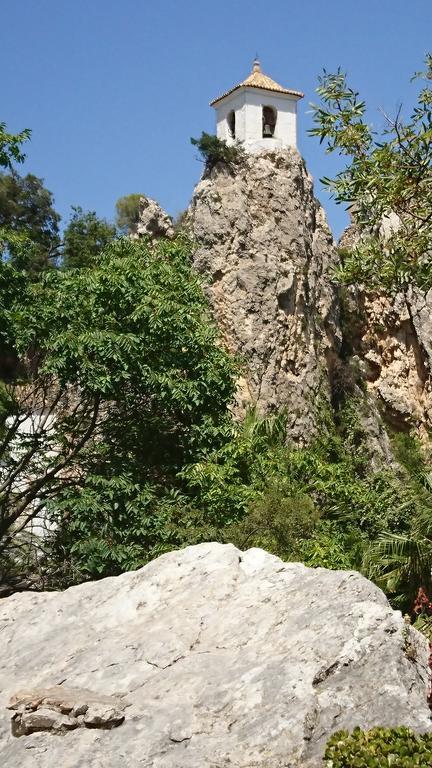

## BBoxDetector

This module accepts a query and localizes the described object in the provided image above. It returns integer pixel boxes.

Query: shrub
[190,132,245,170]
[324,726,432,767]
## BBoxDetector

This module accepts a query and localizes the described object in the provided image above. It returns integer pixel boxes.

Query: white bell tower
[210,59,303,153]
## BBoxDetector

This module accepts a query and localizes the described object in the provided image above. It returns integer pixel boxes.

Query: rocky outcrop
[189,150,341,439]
[132,195,174,240]
[355,290,432,434]
[340,225,432,436]
[0,542,430,767]
[8,687,125,736]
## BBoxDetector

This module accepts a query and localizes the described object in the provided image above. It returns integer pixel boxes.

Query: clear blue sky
[2,0,431,238]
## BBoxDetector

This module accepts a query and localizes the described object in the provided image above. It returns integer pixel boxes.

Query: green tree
[0,122,31,170]
[0,236,236,589]
[0,172,61,272]
[309,54,432,290]
[62,206,116,268]
[115,194,143,234]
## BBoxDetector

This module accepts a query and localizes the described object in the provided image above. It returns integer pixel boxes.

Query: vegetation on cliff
[310,54,432,290]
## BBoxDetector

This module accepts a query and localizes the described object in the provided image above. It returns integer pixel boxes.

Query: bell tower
[210,59,303,153]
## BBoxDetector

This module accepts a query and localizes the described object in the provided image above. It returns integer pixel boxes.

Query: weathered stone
[132,195,175,240]
[339,224,432,437]
[0,542,430,766]
[83,705,124,729]
[7,686,124,738]
[19,708,77,735]
[189,149,341,439]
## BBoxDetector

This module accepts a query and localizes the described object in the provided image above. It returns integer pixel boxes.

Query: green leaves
[115,194,143,234]
[62,206,116,269]
[0,122,31,170]
[0,235,237,586]
[0,172,61,273]
[309,69,370,155]
[324,727,432,767]
[309,56,432,290]
[191,132,246,170]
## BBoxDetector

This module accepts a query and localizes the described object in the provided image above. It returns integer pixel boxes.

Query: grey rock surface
[189,149,341,439]
[132,195,174,240]
[340,225,432,436]
[0,542,430,767]
[8,686,125,736]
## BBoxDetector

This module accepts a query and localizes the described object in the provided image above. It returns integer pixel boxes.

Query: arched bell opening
[262,106,277,138]
[227,110,236,139]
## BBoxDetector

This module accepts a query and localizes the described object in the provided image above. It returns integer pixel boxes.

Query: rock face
[340,225,432,436]
[0,542,430,767]
[132,195,175,240]
[353,289,432,435]
[189,150,341,438]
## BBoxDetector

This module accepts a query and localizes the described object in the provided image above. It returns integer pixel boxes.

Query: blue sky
[2,0,431,238]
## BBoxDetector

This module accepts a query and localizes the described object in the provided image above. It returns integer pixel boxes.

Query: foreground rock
[189,149,341,438]
[0,543,430,767]
[8,687,125,736]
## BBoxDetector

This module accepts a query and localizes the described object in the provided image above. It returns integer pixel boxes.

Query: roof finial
[252,55,261,73]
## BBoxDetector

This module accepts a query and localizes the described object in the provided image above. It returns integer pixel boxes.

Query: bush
[324,727,432,767]
[190,132,245,170]
[178,402,416,575]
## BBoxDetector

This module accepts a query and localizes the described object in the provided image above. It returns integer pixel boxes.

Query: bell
[263,123,273,137]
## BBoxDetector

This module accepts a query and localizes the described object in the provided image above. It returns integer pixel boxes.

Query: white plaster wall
[215,91,246,143]
[215,88,299,152]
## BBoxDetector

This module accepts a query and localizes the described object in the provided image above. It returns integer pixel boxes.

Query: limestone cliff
[134,150,431,449]
[188,149,341,439]
[340,225,432,438]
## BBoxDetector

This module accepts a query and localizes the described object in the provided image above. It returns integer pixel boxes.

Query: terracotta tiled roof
[210,59,304,106]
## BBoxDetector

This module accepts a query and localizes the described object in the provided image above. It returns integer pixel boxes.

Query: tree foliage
[0,122,31,170]
[365,457,432,611]
[115,193,143,233]
[62,206,116,268]
[310,55,432,290]
[0,236,236,589]
[165,402,420,582]
[0,172,61,272]
[191,132,246,170]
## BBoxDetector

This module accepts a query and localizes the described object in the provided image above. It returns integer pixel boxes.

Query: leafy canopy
[0,122,31,170]
[115,194,143,234]
[0,235,236,587]
[0,172,61,272]
[62,206,116,268]
[309,55,432,290]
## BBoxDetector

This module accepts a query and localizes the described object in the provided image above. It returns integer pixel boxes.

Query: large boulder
[0,543,430,767]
